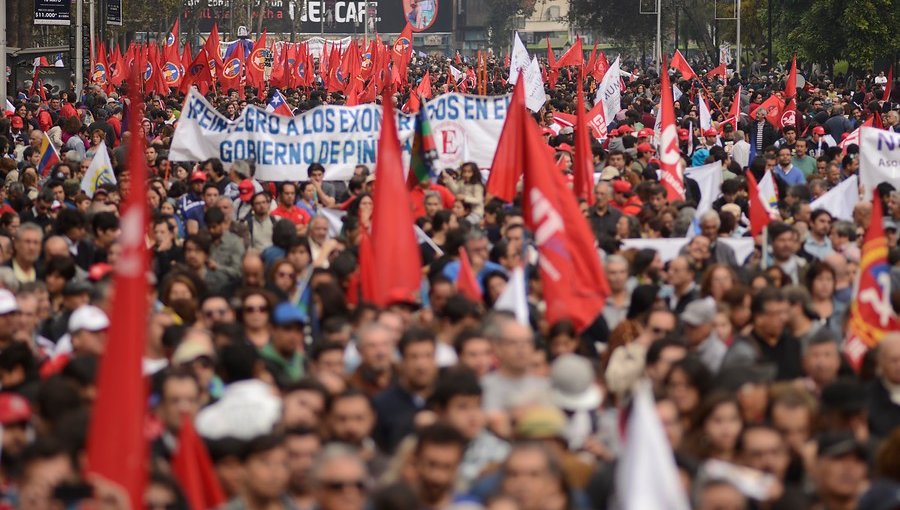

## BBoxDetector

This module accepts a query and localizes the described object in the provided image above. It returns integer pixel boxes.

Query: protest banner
[859,127,900,200]
[622,237,755,265]
[170,88,510,181]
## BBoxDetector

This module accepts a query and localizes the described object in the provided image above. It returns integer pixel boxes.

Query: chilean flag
[266,89,293,117]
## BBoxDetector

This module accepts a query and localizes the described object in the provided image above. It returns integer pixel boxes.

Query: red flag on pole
[171,414,226,510]
[204,23,224,79]
[706,63,727,79]
[573,79,595,205]
[520,105,608,330]
[844,193,900,371]
[485,76,526,202]
[179,48,213,95]
[554,37,583,68]
[162,20,183,89]
[392,23,413,86]
[722,85,742,132]
[670,49,696,80]
[246,31,268,91]
[779,55,798,128]
[746,171,772,238]
[456,247,483,303]
[370,91,422,307]
[658,56,685,201]
[85,66,149,510]
[545,38,558,88]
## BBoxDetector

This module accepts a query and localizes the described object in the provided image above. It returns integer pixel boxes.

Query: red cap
[10,116,23,129]
[190,170,207,182]
[618,124,634,134]
[609,128,620,137]
[703,128,717,137]
[638,127,654,138]
[678,128,690,141]
[813,126,825,135]
[556,143,574,153]
[239,179,255,202]
[612,180,633,194]
[0,393,31,425]
[541,127,555,136]
[637,142,655,154]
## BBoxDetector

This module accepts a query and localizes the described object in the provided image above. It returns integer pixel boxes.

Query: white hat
[550,354,603,411]
[68,305,109,333]
[0,289,17,315]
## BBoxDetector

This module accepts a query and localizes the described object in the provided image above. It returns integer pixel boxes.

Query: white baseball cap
[68,305,109,333]
[0,289,17,315]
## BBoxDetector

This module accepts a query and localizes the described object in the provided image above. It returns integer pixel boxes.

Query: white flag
[508,32,530,85]
[80,143,117,198]
[859,126,900,199]
[523,57,546,113]
[698,93,712,131]
[672,84,683,102]
[318,208,346,238]
[596,56,622,128]
[758,170,778,211]
[449,65,464,83]
[684,161,723,218]
[617,380,691,510]
[494,266,529,326]
[810,175,859,221]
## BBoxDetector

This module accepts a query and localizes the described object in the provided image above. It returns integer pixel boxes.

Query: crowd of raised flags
[2,18,900,510]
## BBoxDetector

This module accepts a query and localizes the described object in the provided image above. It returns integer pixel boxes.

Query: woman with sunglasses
[240,289,276,348]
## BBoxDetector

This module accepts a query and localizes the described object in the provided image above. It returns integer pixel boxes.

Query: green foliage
[486,0,537,52]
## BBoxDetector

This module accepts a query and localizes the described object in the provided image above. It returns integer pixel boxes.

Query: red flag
[554,38,583,68]
[92,41,111,91]
[171,414,226,510]
[883,67,893,102]
[844,193,900,371]
[545,38,558,88]
[180,48,213,95]
[370,92,422,307]
[784,55,797,99]
[658,56,685,201]
[485,77,526,202]
[417,71,433,99]
[246,31,268,91]
[85,65,148,510]
[545,37,556,68]
[162,20,183,89]
[573,80,595,205]
[392,24,413,85]
[358,228,377,303]
[746,171,771,237]
[706,63,727,79]
[718,85,742,133]
[670,49,696,80]
[520,104,608,330]
[591,51,609,81]
[181,42,192,77]
[204,23,224,79]
[586,42,598,75]
[456,247,483,302]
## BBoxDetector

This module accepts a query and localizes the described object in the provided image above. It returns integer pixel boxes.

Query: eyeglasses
[243,305,268,314]
[321,480,367,492]
[203,308,229,318]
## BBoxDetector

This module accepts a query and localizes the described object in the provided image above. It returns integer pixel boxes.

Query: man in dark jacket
[748,107,778,155]
[867,333,900,439]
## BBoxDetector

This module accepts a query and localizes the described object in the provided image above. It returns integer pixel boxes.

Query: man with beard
[407,423,467,509]
[325,389,388,477]
[372,327,439,454]
[284,427,322,510]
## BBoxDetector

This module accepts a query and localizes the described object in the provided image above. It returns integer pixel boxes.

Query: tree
[569,0,668,62]
[485,0,536,52]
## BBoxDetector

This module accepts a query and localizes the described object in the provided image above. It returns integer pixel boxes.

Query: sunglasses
[322,480,366,492]
[243,305,268,314]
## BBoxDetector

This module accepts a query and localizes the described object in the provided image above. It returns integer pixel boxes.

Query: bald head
[878,333,900,385]
[43,235,70,259]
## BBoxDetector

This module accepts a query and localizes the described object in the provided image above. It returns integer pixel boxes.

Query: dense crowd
[0,49,898,510]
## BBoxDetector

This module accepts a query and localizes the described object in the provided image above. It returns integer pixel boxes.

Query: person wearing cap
[0,289,18,349]
[630,142,655,177]
[609,180,642,216]
[680,298,727,373]
[549,354,603,451]
[234,178,259,221]
[68,304,109,356]
[812,431,869,509]
[261,302,308,387]
[177,168,207,218]
[223,159,252,202]
[805,122,826,148]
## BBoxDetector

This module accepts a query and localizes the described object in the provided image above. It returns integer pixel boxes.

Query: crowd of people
[0,47,898,510]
